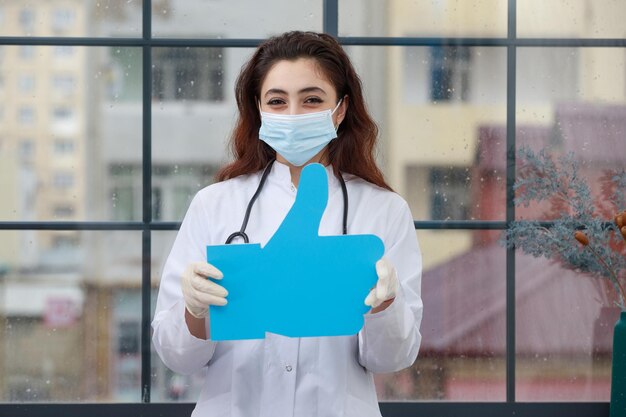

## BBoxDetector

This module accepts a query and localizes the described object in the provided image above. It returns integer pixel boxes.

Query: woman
[152,31,423,417]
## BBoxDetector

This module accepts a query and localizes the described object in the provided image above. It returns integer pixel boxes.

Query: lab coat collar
[270,160,341,192]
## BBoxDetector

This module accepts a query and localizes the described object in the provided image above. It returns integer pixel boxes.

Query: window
[51,234,78,249]
[111,186,135,221]
[110,164,140,221]
[19,45,35,59]
[19,140,35,160]
[54,139,75,154]
[173,186,194,220]
[19,8,35,32]
[152,187,162,221]
[152,48,224,102]
[18,74,36,93]
[52,75,76,96]
[18,107,35,125]
[53,205,75,218]
[430,46,471,102]
[2,2,621,416]
[53,172,74,189]
[429,167,471,220]
[117,321,140,355]
[54,45,74,58]
[52,9,75,32]
[53,107,74,121]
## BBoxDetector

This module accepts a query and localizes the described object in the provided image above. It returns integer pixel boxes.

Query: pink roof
[420,243,619,356]
[476,125,552,172]
[556,102,626,165]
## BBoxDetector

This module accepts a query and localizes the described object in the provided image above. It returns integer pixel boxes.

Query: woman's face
[259,58,347,166]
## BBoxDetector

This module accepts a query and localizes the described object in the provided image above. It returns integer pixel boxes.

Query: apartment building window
[111,186,135,221]
[429,167,471,220]
[54,139,75,155]
[18,107,35,125]
[152,48,224,102]
[430,46,471,102]
[53,172,74,189]
[51,234,78,249]
[52,75,76,96]
[54,45,75,58]
[118,321,140,355]
[53,205,75,218]
[19,9,35,32]
[152,187,163,221]
[110,164,138,221]
[18,74,36,93]
[19,45,35,59]
[53,107,74,121]
[19,140,35,161]
[52,9,75,32]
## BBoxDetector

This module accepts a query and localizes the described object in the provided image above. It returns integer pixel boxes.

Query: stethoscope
[225,159,349,244]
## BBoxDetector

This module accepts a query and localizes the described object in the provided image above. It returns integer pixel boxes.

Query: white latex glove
[364,258,398,309]
[181,262,227,319]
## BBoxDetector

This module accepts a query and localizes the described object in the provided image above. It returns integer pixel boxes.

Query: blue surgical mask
[259,100,342,167]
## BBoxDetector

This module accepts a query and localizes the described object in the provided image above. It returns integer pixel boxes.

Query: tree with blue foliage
[503,147,626,310]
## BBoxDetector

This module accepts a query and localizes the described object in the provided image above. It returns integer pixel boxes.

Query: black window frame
[0,0,622,415]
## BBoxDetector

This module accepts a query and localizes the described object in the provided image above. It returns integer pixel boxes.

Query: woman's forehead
[261,58,335,94]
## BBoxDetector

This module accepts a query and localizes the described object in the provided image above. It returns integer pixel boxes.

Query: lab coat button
[285,365,293,372]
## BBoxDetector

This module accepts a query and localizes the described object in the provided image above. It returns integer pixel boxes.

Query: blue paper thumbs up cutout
[206,163,385,341]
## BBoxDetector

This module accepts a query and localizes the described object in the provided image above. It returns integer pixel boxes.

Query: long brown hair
[216,31,392,191]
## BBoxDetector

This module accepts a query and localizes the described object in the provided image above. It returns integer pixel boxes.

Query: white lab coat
[152,161,423,417]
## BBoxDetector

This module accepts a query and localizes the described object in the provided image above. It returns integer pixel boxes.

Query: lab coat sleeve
[358,201,423,373]
[152,192,218,375]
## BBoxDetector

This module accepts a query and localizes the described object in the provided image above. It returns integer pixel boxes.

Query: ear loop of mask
[332,99,343,131]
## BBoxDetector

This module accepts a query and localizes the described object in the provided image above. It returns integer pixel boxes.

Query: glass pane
[151,48,253,221]
[516,47,626,221]
[375,230,506,401]
[0,231,142,402]
[151,0,322,38]
[516,256,615,401]
[151,231,205,402]
[0,1,142,37]
[518,0,626,38]
[339,0,507,37]
[345,46,507,221]
[514,47,626,401]
[0,46,142,221]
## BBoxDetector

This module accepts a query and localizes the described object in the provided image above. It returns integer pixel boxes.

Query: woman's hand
[364,258,398,313]
[181,262,227,319]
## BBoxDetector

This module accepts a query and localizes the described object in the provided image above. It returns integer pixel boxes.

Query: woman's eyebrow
[298,86,327,95]
[264,88,288,97]
[264,86,327,97]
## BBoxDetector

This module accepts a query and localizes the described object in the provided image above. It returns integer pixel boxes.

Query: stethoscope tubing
[225,160,348,244]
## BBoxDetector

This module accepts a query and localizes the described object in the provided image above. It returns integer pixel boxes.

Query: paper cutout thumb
[207,163,385,340]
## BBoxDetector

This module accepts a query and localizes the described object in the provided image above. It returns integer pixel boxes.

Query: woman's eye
[267,98,285,106]
[304,97,323,104]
